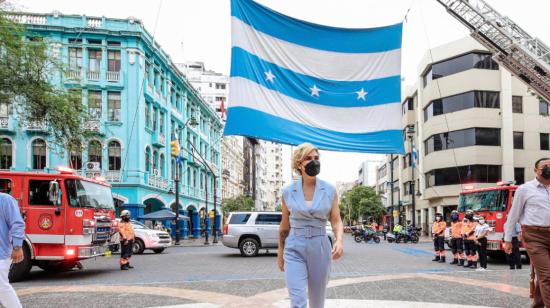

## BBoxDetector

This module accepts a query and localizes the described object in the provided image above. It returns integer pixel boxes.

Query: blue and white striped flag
[224,0,405,154]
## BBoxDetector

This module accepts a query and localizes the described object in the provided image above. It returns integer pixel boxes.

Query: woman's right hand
[277,249,284,272]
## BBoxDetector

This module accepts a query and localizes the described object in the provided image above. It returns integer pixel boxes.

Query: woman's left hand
[332,240,343,260]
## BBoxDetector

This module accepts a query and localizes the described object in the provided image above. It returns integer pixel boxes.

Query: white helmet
[120,210,130,218]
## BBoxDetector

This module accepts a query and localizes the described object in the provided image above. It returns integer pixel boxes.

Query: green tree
[0,10,89,150]
[340,186,385,224]
[222,195,255,216]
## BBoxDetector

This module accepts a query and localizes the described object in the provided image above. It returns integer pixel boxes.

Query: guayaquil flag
[223,0,405,154]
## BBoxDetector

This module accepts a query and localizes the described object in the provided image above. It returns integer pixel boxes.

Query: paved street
[10,236,531,308]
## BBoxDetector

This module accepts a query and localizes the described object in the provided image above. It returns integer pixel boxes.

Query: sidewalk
[171,238,223,247]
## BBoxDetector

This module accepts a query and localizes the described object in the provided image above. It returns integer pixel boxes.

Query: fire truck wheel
[132,239,145,254]
[8,245,32,282]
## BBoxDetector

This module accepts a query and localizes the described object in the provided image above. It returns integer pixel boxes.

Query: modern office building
[264,141,283,210]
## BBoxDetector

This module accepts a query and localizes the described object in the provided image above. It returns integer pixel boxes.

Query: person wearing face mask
[449,210,465,266]
[474,216,490,271]
[504,158,550,307]
[431,213,446,263]
[278,143,344,308]
[118,210,135,270]
[462,210,478,268]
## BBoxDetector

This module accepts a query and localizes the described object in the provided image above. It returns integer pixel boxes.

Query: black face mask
[465,214,474,220]
[304,160,321,177]
[542,166,550,180]
[122,217,130,222]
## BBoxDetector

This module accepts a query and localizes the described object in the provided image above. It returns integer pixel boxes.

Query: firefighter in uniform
[119,210,135,270]
[431,213,447,263]
[449,210,465,265]
[461,210,478,268]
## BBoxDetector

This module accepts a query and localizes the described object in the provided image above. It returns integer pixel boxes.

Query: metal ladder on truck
[436,0,550,102]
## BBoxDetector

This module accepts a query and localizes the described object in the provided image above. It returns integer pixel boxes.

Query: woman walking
[278,143,344,308]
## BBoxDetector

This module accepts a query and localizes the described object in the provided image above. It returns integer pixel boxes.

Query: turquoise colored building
[4,12,223,238]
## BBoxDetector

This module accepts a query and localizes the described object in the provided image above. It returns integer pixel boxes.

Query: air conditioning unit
[86,162,101,171]
[152,168,160,176]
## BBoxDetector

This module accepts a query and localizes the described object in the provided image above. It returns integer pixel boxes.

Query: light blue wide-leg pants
[284,234,332,308]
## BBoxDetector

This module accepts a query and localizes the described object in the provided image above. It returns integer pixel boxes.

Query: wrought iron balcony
[0,117,8,129]
[6,14,47,25]
[67,69,81,80]
[87,71,100,81]
[105,170,122,182]
[87,18,102,28]
[84,120,101,132]
[148,174,170,190]
[25,120,47,131]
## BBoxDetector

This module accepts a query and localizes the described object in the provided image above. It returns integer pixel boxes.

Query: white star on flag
[264,70,275,82]
[310,85,321,97]
[356,88,368,101]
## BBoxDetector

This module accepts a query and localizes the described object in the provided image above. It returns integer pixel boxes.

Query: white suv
[111,220,172,254]
[222,211,335,257]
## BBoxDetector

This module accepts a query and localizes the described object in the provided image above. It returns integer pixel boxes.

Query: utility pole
[408,126,416,227]
[204,171,209,245]
[389,154,394,230]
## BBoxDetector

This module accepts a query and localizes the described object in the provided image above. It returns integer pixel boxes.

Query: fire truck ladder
[436,0,550,102]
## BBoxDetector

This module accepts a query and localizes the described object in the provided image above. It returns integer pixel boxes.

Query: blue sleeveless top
[282,178,336,228]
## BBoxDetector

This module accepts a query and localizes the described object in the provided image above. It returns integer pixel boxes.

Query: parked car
[111,219,172,254]
[223,211,335,257]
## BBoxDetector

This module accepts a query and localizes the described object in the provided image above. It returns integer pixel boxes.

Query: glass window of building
[145,62,150,83]
[145,146,151,172]
[541,133,550,150]
[403,181,412,195]
[0,138,12,170]
[160,154,165,177]
[107,92,121,122]
[88,49,101,72]
[88,140,102,168]
[159,112,164,134]
[422,52,498,87]
[152,106,158,132]
[425,165,501,188]
[88,91,102,120]
[512,96,523,113]
[153,150,158,173]
[145,102,151,128]
[513,132,524,149]
[69,141,82,170]
[514,168,525,185]
[424,91,500,121]
[108,141,121,171]
[68,47,82,70]
[32,139,47,170]
[402,97,414,115]
[540,99,549,115]
[0,102,11,118]
[424,127,500,155]
[107,50,121,72]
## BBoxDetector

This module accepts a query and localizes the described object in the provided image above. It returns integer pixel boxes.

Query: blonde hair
[292,143,319,175]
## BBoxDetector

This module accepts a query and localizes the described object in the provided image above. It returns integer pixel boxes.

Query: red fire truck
[5,167,116,281]
[457,181,527,258]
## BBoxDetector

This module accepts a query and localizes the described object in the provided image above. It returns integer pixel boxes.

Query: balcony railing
[105,170,122,182]
[87,71,100,81]
[84,120,101,131]
[67,69,81,80]
[87,18,102,28]
[148,174,170,190]
[26,120,47,130]
[0,117,8,129]
[106,71,120,82]
[6,14,47,25]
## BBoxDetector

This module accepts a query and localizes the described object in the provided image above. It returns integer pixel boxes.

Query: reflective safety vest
[119,221,135,241]
[432,221,446,236]
[462,221,477,240]
[451,221,463,238]
[393,224,402,233]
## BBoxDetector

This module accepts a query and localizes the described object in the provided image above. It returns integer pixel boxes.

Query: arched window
[152,150,158,175]
[108,140,121,171]
[69,141,82,170]
[187,166,191,187]
[32,139,46,170]
[160,153,165,177]
[145,146,151,172]
[88,140,102,168]
[0,138,12,170]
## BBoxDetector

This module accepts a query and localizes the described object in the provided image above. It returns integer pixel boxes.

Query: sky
[11,0,550,186]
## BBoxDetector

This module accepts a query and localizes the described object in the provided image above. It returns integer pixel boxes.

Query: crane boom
[436,0,550,102]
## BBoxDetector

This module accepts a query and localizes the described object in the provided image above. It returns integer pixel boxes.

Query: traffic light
[170,140,179,157]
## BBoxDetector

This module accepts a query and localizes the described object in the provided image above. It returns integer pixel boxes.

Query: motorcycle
[397,227,421,244]
[354,229,381,244]
[386,232,396,243]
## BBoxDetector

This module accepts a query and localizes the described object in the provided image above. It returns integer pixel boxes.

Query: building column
[501,69,515,181]
[428,206,435,234]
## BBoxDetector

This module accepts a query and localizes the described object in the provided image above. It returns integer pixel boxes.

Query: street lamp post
[407,125,416,227]
[172,116,198,245]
